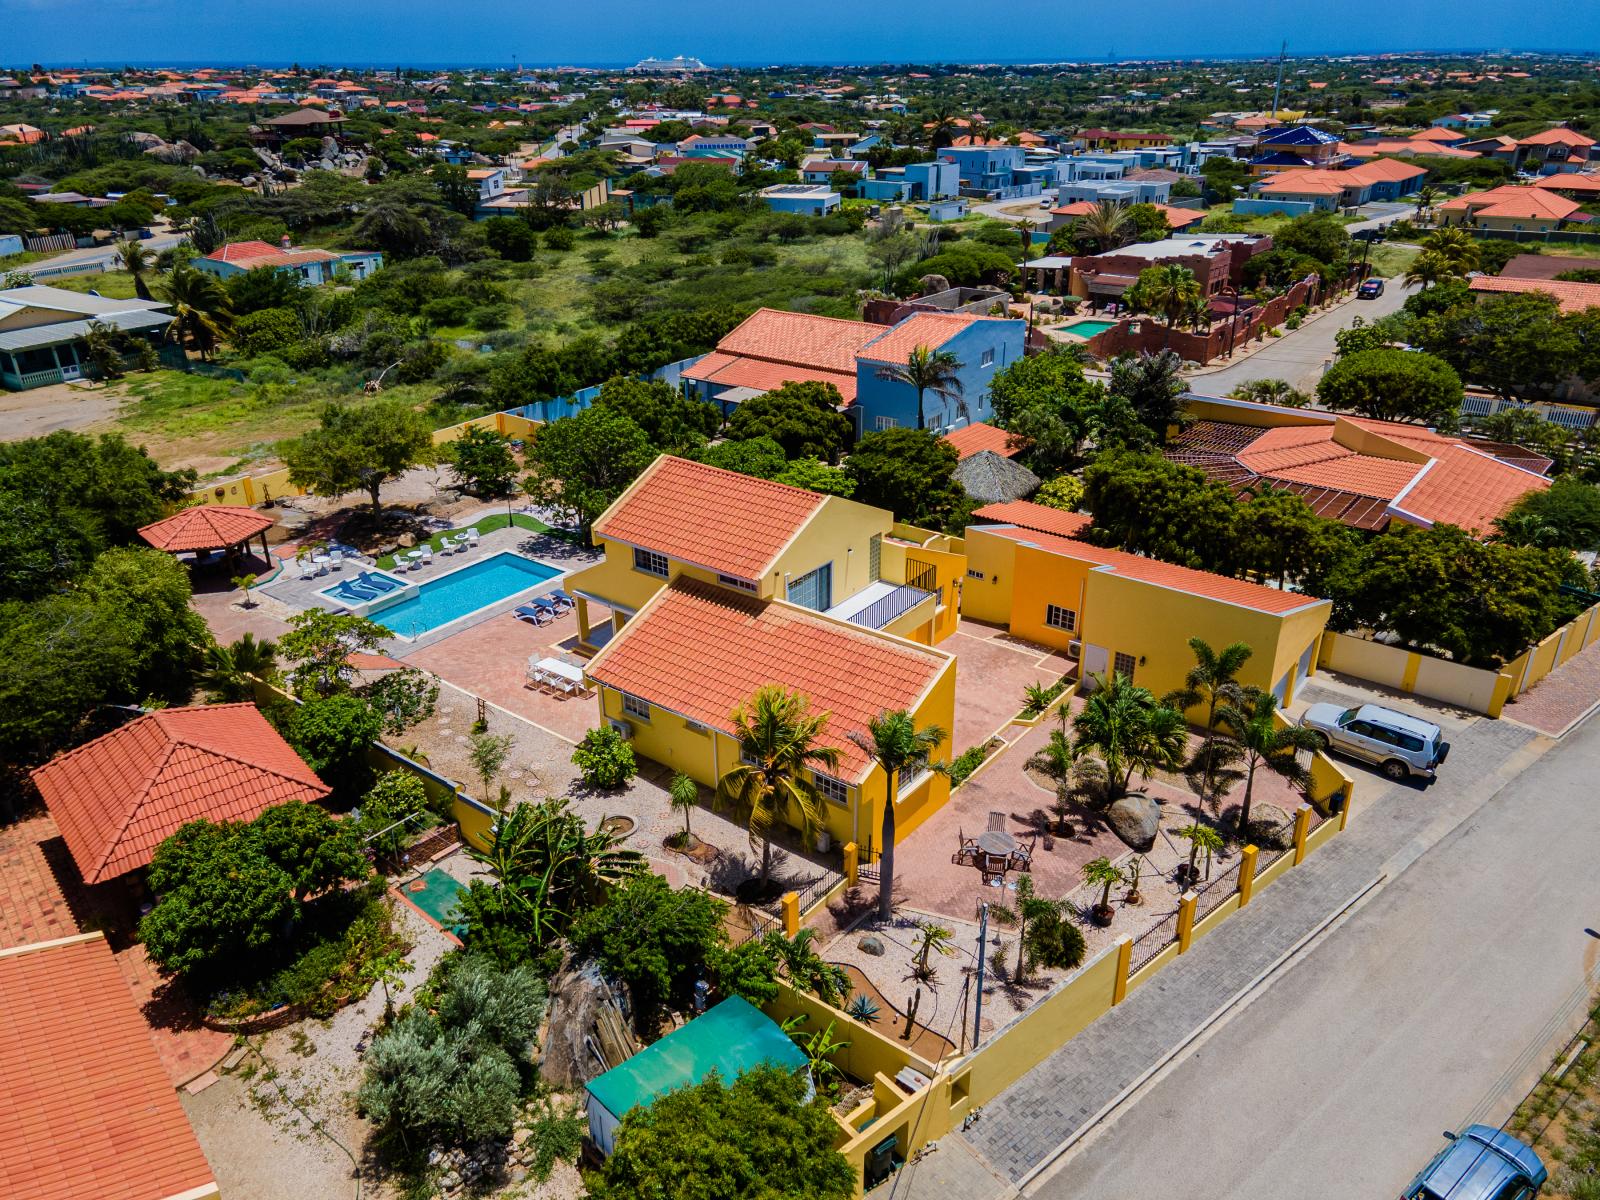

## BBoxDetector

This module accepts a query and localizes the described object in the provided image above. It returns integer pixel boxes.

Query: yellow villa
[564,454,965,653]
[963,501,1332,709]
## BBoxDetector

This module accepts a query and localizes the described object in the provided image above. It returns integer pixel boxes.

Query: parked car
[1299,702,1449,781]
[1401,1126,1546,1199]
[1358,277,1386,298]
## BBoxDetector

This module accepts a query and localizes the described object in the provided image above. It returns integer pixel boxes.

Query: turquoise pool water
[374,552,560,636]
[1068,318,1118,338]
[401,867,466,929]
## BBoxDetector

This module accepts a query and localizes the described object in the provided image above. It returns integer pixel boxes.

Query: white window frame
[874,415,899,431]
[633,547,669,577]
[1045,603,1076,632]
[897,766,934,800]
[621,692,651,720]
[813,771,850,807]
[981,348,995,366]
[716,574,757,592]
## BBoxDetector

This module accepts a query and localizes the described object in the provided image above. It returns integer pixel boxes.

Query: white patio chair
[418,545,434,564]
[297,559,316,581]
[327,549,343,571]
[465,527,481,545]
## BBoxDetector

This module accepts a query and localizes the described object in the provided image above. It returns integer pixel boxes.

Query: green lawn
[1366,242,1421,278]
[45,269,143,299]
[372,512,553,569]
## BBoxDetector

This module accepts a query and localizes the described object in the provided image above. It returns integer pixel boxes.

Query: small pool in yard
[372,551,561,637]
[397,867,466,933]
[1065,318,1118,339]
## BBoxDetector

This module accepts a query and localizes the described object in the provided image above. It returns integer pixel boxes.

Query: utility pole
[973,902,989,1048]
[1271,40,1287,121]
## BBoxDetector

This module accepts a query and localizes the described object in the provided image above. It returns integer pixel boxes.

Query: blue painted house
[900,160,961,200]
[939,145,1034,196]
[192,240,384,284]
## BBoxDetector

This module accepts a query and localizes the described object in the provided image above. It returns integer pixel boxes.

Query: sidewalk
[876,716,1545,1198]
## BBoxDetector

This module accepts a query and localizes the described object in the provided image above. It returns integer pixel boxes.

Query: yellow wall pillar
[782,891,800,937]
[1292,804,1313,865]
[843,842,859,888]
[1176,891,1198,954]
[1338,782,1354,831]
[1112,935,1133,1005]
[1400,650,1422,694]
[1237,845,1259,908]
[575,596,593,646]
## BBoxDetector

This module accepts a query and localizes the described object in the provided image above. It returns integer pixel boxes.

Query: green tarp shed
[584,996,808,1155]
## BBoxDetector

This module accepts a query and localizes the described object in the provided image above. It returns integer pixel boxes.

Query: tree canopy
[846,428,970,530]
[726,381,853,463]
[284,399,439,516]
[1316,348,1463,426]
[523,405,657,534]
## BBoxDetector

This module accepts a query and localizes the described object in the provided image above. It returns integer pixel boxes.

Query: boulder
[858,935,886,957]
[1242,802,1295,850]
[917,273,950,296]
[1106,793,1160,852]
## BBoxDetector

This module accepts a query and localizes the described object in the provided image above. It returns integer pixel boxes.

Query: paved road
[25,232,185,278]
[1028,711,1600,1200]
[1190,279,1416,397]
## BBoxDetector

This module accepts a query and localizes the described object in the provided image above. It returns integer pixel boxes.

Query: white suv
[1299,703,1449,781]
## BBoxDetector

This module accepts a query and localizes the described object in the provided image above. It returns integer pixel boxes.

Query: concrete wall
[1317,631,1516,717]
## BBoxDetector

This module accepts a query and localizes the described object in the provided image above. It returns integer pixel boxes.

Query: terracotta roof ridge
[656,453,827,507]
[90,735,180,881]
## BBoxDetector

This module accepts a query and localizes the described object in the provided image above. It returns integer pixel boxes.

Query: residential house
[1515,128,1597,174]
[252,106,346,144]
[1066,234,1273,306]
[1495,251,1600,280]
[1406,125,1471,148]
[890,159,960,200]
[573,458,963,849]
[1467,275,1600,313]
[1048,200,1205,236]
[1055,176,1173,207]
[1166,395,1552,536]
[759,183,840,215]
[801,158,868,188]
[1246,158,1429,213]
[944,421,1022,461]
[963,500,1331,708]
[1076,129,1174,151]
[1436,185,1581,233]
[0,932,221,1200]
[938,144,1038,197]
[193,239,384,284]
[682,307,1024,435]
[466,166,508,203]
[677,132,749,157]
[1532,174,1600,202]
[1248,125,1347,173]
[0,285,173,391]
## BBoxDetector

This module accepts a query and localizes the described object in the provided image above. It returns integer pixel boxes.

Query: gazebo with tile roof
[138,503,275,566]
[30,703,329,884]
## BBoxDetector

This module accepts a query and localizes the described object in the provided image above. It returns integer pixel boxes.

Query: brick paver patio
[1502,637,1600,736]
[0,811,232,1087]
[947,621,1077,754]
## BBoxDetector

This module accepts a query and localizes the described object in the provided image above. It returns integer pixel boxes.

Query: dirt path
[0,379,126,441]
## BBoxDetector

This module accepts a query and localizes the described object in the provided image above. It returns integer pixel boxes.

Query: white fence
[1461,394,1597,431]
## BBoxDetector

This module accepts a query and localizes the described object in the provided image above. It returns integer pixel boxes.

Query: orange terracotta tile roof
[0,933,217,1200]
[985,525,1323,615]
[973,499,1093,538]
[1050,200,1204,228]
[1408,126,1468,143]
[858,312,985,364]
[594,454,826,582]
[944,422,1020,460]
[138,503,274,552]
[1533,173,1600,192]
[684,352,858,403]
[586,578,949,781]
[1393,444,1551,533]
[712,307,882,374]
[1439,186,1579,221]
[1518,127,1597,148]
[1468,275,1600,313]
[31,704,329,883]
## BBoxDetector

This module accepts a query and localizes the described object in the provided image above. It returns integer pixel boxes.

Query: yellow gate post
[781,891,800,937]
[1176,891,1198,954]
[843,842,859,888]
[1112,935,1133,1005]
[1292,804,1313,865]
[1237,845,1260,908]
[1338,782,1354,832]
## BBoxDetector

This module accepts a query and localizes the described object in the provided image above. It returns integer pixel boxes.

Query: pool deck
[257,524,601,654]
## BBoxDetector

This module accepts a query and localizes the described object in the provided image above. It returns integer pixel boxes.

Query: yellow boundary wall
[184,411,542,508]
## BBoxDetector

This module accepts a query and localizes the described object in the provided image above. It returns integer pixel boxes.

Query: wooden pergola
[137,504,276,565]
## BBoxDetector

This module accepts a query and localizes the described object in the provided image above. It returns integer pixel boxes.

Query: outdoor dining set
[524,654,590,698]
[295,541,370,579]
[393,527,480,572]
[953,812,1035,886]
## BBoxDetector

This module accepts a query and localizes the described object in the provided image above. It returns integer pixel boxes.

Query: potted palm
[1175,823,1223,887]
[1082,856,1122,926]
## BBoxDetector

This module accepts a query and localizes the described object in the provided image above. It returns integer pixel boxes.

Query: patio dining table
[527,656,586,691]
[976,829,1018,857]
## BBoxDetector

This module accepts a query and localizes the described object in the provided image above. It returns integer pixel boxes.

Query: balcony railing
[846,583,934,631]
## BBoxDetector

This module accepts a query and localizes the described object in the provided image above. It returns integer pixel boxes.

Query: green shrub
[949,744,991,787]
[572,725,637,789]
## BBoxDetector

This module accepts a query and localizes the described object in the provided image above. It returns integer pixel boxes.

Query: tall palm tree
[716,685,840,888]
[1072,199,1133,254]
[1419,226,1480,276]
[1016,217,1037,261]
[875,344,966,432]
[116,238,156,301]
[1163,638,1253,796]
[848,709,948,920]
[161,264,234,359]
[1073,670,1189,802]
[1128,264,1204,343]
[1414,183,1440,224]
[1215,689,1324,834]
[1404,249,1454,291]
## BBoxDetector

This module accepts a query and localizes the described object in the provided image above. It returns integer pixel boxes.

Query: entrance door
[1081,644,1110,684]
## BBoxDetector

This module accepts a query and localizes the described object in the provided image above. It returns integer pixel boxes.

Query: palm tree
[1016,217,1036,261]
[1128,264,1204,343]
[1404,249,1455,291]
[199,633,278,701]
[849,708,948,920]
[1081,856,1123,924]
[1072,199,1132,254]
[1163,638,1253,796]
[161,264,234,359]
[1419,227,1480,276]
[1176,822,1224,884]
[116,238,156,301]
[716,685,840,889]
[667,771,698,847]
[765,928,850,1005]
[925,105,958,151]
[1072,670,1189,802]
[911,919,955,981]
[990,873,1068,980]
[875,345,967,432]
[1414,183,1440,224]
[1215,688,1323,835]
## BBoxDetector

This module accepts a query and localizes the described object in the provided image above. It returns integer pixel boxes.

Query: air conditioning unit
[1068,640,1082,661]
[607,718,634,739]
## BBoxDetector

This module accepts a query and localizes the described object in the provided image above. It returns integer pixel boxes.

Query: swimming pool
[1067,318,1119,339]
[373,552,561,637]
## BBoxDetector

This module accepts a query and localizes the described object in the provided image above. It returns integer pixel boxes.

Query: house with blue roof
[1249,125,1347,174]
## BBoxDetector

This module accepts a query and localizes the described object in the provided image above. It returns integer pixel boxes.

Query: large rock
[1242,802,1295,849]
[1106,793,1160,852]
[859,935,886,957]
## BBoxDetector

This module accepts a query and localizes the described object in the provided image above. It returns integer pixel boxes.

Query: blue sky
[5,0,1600,66]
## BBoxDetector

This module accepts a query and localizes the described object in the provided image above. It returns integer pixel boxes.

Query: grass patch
[1506,994,1600,1197]
[372,511,553,569]
[1366,242,1422,278]
[46,269,143,299]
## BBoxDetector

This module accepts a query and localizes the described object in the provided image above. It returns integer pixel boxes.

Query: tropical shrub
[572,725,638,789]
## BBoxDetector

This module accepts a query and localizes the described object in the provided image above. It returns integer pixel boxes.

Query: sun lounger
[513,603,553,627]
[551,589,575,608]
[541,592,574,614]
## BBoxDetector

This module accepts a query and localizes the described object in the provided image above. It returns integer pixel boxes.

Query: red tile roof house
[1436,185,1583,234]
[30,703,329,884]
[1167,396,1552,535]
[0,932,220,1200]
[1066,233,1273,307]
[681,306,1026,435]
[1516,127,1599,175]
[192,238,383,285]
[1467,274,1600,315]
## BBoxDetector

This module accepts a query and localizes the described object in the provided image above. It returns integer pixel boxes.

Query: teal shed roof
[584,996,807,1118]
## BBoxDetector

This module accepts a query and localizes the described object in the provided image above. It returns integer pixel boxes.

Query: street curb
[1011,872,1388,1196]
